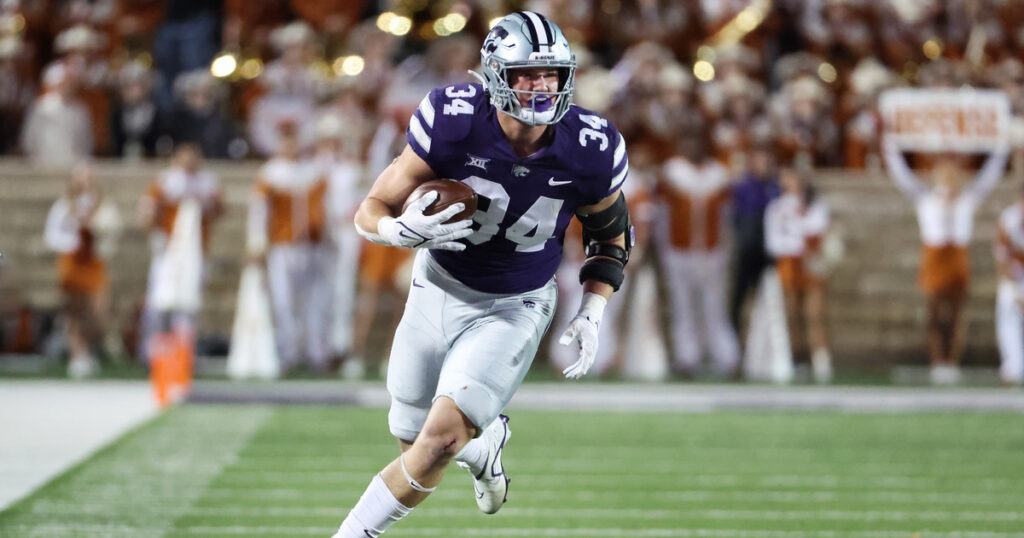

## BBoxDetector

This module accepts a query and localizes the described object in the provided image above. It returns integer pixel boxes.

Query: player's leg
[946,288,967,366]
[665,250,701,375]
[331,228,361,359]
[382,397,477,501]
[995,280,1024,385]
[548,261,584,372]
[304,245,334,371]
[334,397,476,538]
[925,292,944,367]
[334,252,450,537]
[266,246,299,371]
[699,250,740,377]
[782,288,805,362]
[346,277,380,379]
[441,280,556,513]
[804,282,832,383]
[65,294,96,378]
[592,277,628,376]
[730,250,762,332]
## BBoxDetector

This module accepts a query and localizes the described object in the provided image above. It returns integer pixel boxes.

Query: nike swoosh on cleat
[490,415,510,478]
[548,177,572,186]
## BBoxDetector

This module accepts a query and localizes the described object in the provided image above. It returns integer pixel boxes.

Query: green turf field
[2,405,1024,537]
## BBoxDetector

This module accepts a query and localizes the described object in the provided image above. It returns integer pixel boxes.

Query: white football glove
[559,292,607,379]
[377,191,474,251]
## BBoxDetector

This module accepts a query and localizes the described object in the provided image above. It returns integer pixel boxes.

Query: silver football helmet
[474,11,576,126]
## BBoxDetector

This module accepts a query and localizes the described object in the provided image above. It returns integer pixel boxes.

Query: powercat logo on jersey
[466,154,490,170]
[512,164,530,177]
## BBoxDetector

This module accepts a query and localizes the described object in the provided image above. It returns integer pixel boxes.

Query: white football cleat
[460,414,510,514]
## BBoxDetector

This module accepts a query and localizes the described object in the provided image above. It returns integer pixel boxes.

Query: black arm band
[578,192,630,242]
[579,257,625,291]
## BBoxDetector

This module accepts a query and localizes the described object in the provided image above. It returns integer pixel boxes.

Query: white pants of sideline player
[331,227,361,357]
[996,279,1024,385]
[659,247,739,375]
[387,250,556,440]
[267,242,334,371]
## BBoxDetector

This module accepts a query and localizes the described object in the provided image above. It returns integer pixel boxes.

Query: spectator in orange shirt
[656,136,740,378]
[247,125,333,374]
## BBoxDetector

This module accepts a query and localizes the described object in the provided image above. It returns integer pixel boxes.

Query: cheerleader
[993,186,1024,386]
[764,166,832,382]
[883,138,1008,384]
[44,162,121,378]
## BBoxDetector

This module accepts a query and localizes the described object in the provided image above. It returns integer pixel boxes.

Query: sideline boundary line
[187,381,1024,413]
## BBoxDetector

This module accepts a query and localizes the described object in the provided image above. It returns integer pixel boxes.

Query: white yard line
[0,380,159,511]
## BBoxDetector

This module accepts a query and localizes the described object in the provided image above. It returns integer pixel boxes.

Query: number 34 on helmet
[473,11,576,126]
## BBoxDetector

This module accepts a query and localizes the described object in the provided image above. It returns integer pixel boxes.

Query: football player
[333,11,631,537]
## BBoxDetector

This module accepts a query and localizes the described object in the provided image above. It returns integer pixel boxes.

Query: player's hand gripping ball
[402,179,478,223]
[379,179,477,251]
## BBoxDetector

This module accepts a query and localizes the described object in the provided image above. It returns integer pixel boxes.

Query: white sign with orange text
[880,88,1010,152]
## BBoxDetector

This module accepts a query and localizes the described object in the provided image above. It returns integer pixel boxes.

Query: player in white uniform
[994,187,1024,386]
[247,127,334,373]
[657,141,739,378]
[333,12,632,538]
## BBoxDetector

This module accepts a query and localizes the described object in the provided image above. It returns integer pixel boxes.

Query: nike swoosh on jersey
[548,177,572,186]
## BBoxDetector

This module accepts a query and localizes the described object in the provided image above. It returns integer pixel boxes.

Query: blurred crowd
[2,1,1023,166]
[4,0,1024,384]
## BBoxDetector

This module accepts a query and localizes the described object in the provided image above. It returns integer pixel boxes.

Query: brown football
[402,179,478,223]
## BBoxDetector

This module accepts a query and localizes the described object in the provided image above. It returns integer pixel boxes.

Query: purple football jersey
[407,82,629,294]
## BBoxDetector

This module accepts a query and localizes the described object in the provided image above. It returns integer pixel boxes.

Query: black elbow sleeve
[576,193,633,291]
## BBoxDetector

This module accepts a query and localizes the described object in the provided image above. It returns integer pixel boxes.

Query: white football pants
[267,242,334,370]
[331,227,361,356]
[660,247,739,375]
[996,279,1024,384]
[387,250,556,441]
